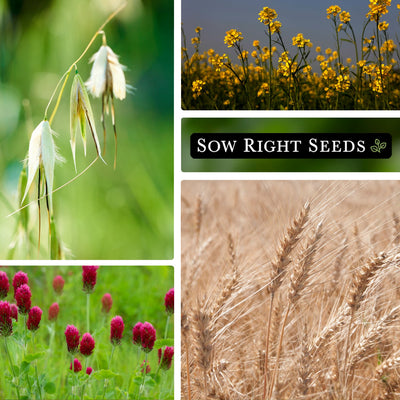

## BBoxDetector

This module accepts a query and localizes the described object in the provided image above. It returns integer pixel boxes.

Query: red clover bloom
[158,346,174,370]
[48,303,60,321]
[101,293,113,313]
[140,321,156,352]
[70,358,82,372]
[27,306,42,331]
[110,315,124,345]
[15,284,31,314]
[86,367,93,375]
[0,271,9,299]
[82,266,99,293]
[80,332,95,356]
[132,322,143,346]
[140,359,151,374]
[10,304,18,321]
[53,275,65,295]
[13,271,28,297]
[164,288,174,315]
[0,301,13,336]
[65,325,80,353]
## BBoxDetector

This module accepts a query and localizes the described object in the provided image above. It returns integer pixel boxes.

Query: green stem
[44,2,127,123]
[138,353,148,400]
[23,314,27,356]
[86,293,90,333]
[268,24,273,109]
[4,337,21,400]
[32,332,42,400]
[102,346,115,399]
[164,315,170,339]
[108,345,116,369]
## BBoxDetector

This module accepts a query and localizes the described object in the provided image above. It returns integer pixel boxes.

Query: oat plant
[7,3,128,260]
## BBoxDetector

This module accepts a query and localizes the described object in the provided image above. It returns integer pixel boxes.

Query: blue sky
[182,0,400,60]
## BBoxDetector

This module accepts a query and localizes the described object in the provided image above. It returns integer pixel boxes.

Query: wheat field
[181,180,400,400]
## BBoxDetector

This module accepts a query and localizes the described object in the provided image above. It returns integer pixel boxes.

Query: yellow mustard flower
[381,39,396,52]
[340,11,351,23]
[327,5,342,19]
[316,46,321,53]
[335,74,350,92]
[292,33,312,48]
[224,29,243,48]
[325,48,332,55]
[192,80,205,99]
[270,21,282,34]
[366,0,391,22]
[191,37,200,45]
[258,7,278,25]
[317,55,325,62]
[378,21,389,30]
[257,82,270,97]
[253,40,260,47]
[195,27,203,33]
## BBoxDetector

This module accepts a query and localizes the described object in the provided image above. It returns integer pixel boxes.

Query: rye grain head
[288,221,323,305]
[268,202,310,296]
[347,252,388,313]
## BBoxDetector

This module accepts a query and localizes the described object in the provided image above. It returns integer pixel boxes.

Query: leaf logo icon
[371,139,386,153]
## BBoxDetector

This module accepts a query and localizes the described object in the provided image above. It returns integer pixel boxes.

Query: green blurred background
[182,118,400,172]
[0,265,174,399]
[0,0,173,259]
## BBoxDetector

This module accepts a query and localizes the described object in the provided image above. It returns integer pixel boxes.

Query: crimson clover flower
[15,284,31,314]
[140,321,156,352]
[0,271,9,299]
[27,306,42,331]
[53,275,65,295]
[48,303,60,321]
[158,346,174,370]
[110,315,124,345]
[12,271,28,297]
[70,358,82,373]
[82,266,99,293]
[164,288,174,315]
[132,322,143,346]
[0,301,13,336]
[65,325,80,354]
[101,293,113,313]
[80,332,95,357]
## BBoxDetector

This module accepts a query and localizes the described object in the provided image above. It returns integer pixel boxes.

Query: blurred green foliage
[0,0,173,259]
[0,265,174,399]
[182,118,400,172]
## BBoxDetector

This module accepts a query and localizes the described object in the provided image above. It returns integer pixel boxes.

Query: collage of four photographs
[0,0,400,398]
[180,0,400,400]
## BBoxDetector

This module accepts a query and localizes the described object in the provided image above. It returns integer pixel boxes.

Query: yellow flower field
[182,1,400,110]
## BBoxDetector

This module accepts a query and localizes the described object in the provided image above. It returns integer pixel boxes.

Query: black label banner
[190,133,392,159]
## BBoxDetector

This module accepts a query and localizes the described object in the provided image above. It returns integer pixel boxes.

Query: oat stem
[44,2,127,124]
